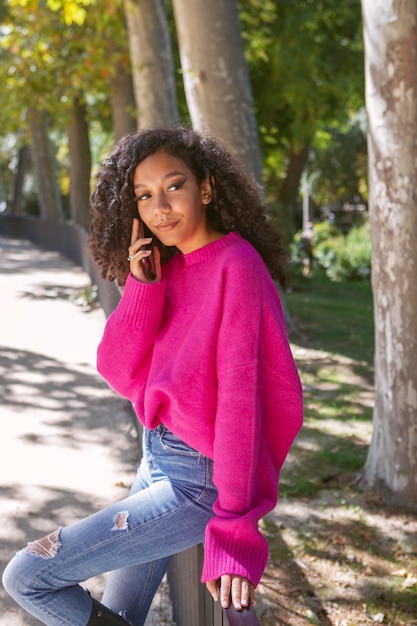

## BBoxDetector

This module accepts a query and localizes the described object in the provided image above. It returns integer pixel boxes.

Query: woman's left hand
[206,575,255,610]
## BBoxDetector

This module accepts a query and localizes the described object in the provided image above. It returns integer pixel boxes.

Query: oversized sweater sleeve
[96,273,166,404]
[201,248,303,587]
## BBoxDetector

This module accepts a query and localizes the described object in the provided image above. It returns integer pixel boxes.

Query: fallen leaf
[402,573,417,589]
[392,567,417,587]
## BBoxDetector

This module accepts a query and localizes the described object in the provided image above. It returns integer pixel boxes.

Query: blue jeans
[3,426,217,625]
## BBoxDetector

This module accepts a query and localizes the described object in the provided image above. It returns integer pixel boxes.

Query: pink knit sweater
[97,232,303,586]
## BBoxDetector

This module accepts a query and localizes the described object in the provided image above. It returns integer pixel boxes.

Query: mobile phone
[138,219,156,280]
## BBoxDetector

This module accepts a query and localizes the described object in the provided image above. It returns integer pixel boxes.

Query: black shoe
[87,598,131,625]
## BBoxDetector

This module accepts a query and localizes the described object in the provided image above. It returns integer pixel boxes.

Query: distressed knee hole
[111,510,129,531]
[27,529,61,559]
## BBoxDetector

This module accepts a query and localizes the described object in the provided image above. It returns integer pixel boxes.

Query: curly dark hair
[89,126,287,287]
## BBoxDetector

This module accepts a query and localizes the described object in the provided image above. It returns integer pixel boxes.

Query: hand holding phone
[138,220,156,280]
[128,218,158,282]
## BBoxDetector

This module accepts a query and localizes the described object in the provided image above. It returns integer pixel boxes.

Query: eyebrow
[134,170,186,190]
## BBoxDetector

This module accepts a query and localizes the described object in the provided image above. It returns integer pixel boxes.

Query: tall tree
[10,145,30,215]
[171,0,262,183]
[27,108,63,220]
[361,0,417,509]
[123,0,179,128]
[109,55,137,140]
[0,0,135,223]
[67,97,91,228]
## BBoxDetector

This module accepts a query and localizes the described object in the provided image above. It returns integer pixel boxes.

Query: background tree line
[0,0,365,234]
[0,0,415,513]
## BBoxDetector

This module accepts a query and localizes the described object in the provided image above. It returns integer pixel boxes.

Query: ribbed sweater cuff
[113,273,166,329]
[201,523,268,588]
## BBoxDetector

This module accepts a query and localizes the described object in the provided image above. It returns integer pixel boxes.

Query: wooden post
[168,544,225,626]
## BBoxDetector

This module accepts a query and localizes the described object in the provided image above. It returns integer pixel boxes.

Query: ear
[200,178,212,205]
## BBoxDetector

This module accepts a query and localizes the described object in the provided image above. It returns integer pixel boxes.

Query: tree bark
[171,0,262,183]
[278,144,310,209]
[278,142,310,239]
[361,0,417,509]
[67,98,92,229]
[27,108,63,221]
[109,57,138,140]
[123,0,179,128]
[10,145,30,215]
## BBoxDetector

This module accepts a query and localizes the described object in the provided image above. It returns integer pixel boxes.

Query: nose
[153,191,171,215]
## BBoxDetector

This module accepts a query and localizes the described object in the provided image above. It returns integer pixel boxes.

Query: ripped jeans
[2,426,217,626]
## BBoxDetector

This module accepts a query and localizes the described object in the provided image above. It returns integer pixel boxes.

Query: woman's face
[133,150,213,254]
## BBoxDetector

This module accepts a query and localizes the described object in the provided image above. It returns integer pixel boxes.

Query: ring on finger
[127,250,142,261]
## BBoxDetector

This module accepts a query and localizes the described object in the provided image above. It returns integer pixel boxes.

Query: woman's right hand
[206,574,255,611]
[128,218,161,283]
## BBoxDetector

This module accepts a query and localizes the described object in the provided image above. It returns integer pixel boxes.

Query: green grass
[279,271,375,498]
[283,271,374,365]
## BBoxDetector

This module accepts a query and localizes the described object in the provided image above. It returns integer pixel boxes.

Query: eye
[134,192,150,202]
[167,179,185,192]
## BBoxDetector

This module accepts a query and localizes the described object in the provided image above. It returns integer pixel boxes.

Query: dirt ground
[253,350,417,626]
[255,488,417,625]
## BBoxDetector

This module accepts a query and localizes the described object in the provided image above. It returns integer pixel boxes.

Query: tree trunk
[10,145,30,214]
[109,58,137,140]
[123,0,179,128]
[27,108,63,220]
[278,144,310,208]
[278,142,310,240]
[171,0,262,183]
[67,98,92,229]
[361,0,417,510]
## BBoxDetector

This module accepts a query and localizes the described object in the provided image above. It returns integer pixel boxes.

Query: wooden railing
[0,214,223,626]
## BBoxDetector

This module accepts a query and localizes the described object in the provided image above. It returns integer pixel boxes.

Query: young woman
[3,126,303,626]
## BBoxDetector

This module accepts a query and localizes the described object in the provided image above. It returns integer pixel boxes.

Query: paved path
[0,236,174,625]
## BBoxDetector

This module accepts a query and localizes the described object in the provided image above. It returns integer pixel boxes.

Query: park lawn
[282,272,375,499]
[255,273,417,626]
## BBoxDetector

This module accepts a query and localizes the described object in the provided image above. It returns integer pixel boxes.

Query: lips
[156,220,179,232]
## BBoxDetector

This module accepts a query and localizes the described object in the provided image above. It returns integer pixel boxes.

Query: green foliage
[315,221,372,281]
[290,220,339,264]
[0,0,128,210]
[240,0,364,150]
[239,0,366,216]
[0,0,127,133]
[290,219,372,282]
[309,111,368,207]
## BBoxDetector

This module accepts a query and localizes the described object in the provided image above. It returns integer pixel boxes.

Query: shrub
[290,219,372,281]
